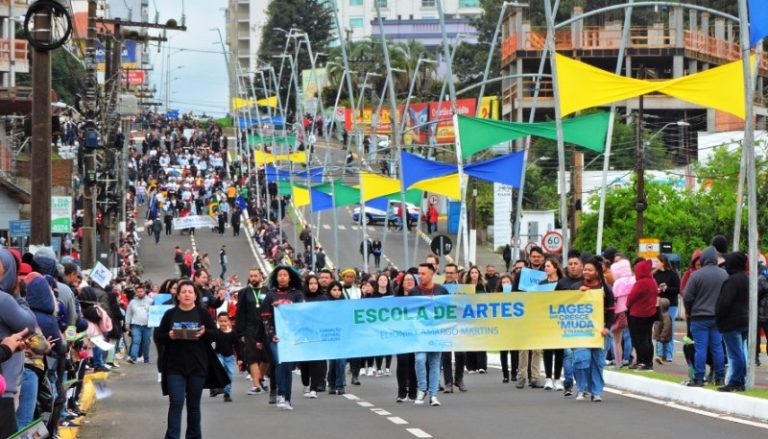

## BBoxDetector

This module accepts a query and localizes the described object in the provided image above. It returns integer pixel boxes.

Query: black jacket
[235,285,265,340]
[715,252,749,333]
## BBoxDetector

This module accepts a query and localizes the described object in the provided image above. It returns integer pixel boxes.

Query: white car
[352,201,420,225]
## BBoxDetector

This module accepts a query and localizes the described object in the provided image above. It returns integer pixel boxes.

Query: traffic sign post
[428,194,439,206]
[524,241,537,256]
[541,231,564,254]
[9,220,31,238]
[430,234,453,257]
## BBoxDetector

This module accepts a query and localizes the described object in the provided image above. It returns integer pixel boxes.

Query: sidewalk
[485,353,768,422]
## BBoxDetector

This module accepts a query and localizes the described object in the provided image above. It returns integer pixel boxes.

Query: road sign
[541,231,564,254]
[430,234,453,256]
[9,220,31,238]
[524,241,537,255]
[428,194,439,206]
[638,238,661,259]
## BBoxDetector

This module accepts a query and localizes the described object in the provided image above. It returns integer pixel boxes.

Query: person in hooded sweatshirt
[626,259,658,371]
[299,275,327,399]
[21,276,67,433]
[260,265,304,410]
[683,246,728,386]
[715,252,749,392]
[609,259,633,367]
[0,247,36,439]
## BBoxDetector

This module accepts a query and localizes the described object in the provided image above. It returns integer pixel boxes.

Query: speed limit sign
[542,231,564,254]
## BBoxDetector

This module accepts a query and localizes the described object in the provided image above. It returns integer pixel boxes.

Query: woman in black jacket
[154,279,226,439]
[653,254,681,362]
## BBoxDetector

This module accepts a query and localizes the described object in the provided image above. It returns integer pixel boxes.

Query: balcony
[0,0,27,18]
[501,26,768,73]
[0,39,29,74]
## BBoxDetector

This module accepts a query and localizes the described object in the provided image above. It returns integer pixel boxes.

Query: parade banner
[275,290,604,362]
[172,215,217,230]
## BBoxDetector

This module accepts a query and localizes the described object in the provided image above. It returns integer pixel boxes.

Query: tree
[258,0,334,118]
[573,142,768,264]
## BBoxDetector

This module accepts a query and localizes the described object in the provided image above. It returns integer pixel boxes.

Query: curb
[59,371,107,438]
[486,353,767,422]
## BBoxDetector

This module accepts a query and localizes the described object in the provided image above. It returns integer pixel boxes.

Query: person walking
[427,204,439,234]
[371,237,383,268]
[540,258,565,390]
[300,275,327,398]
[154,280,229,439]
[261,266,305,410]
[326,281,348,395]
[395,271,418,402]
[219,245,228,280]
[153,216,163,244]
[125,284,153,364]
[410,263,449,406]
[715,252,749,392]
[235,268,271,397]
[231,207,241,237]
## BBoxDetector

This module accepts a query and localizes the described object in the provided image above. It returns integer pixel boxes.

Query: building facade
[500,5,768,151]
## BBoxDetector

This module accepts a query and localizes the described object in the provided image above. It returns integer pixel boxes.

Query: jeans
[216,354,236,395]
[415,352,441,397]
[16,367,39,429]
[130,324,153,362]
[166,373,205,439]
[665,306,678,361]
[328,358,347,390]
[562,349,574,387]
[690,319,725,382]
[270,342,294,402]
[721,330,746,387]
[573,347,605,397]
[622,327,632,363]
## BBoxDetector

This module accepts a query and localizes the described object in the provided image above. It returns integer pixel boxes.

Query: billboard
[429,98,477,143]
[302,68,328,114]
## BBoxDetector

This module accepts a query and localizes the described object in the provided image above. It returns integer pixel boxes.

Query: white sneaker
[303,390,311,398]
[276,395,286,408]
[384,368,391,376]
[414,390,426,405]
[246,373,252,381]
[376,369,383,377]
[554,379,564,391]
[575,392,586,401]
[544,378,554,390]
[366,367,374,377]
[478,369,486,374]
[157,372,162,383]
[247,386,263,395]
[303,386,310,394]
[430,396,441,406]
[308,390,317,399]
[281,401,293,410]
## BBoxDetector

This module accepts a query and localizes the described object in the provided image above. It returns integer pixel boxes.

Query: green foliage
[51,49,86,105]
[573,142,768,264]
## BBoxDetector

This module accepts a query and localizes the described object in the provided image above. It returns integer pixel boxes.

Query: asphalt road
[78,203,768,439]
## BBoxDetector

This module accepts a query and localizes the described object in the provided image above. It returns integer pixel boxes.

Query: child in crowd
[214,312,241,402]
[653,298,673,365]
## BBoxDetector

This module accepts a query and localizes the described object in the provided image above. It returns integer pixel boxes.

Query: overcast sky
[143,1,230,116]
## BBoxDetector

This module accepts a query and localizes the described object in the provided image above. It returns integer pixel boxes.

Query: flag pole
[595,0,634,255]
[512,0,559,263]
[543,0,569,264]
[436,0,469,266]
[737,0,759,391]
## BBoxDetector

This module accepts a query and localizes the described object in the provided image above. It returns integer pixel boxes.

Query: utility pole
[81,0,99,269]
[571,149,583,241]
[30,7,52,246]
[635,93,645,246]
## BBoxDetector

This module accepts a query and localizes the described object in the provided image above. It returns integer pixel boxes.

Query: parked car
[352,201,420,225]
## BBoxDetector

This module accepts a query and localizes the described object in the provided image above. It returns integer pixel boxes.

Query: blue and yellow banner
[275,290,604,362]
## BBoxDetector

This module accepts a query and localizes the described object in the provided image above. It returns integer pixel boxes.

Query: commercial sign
[429,98,477,143]
[493,182,514,250]
[51,196,72,234]
[9,220,31,238]
[275,291,605,362]
[638,238,661,259]
[95,39,137,63]
[122,70,145,85]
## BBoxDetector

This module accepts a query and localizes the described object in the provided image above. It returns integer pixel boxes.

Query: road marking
[387,417,408,425]
[357,401,374,408]
[406,428,433,438]
[322,224,331,230]
[371,408,391,416]
[351,225,359,231]
[343,394,359,401]
[338,225,346,230]
[603,388,768,430]
[367,226,375,232]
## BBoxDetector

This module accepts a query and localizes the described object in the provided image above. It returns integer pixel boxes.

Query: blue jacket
[26,277,66,356]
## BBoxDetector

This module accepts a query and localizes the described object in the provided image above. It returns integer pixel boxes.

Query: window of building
[349,0,363,6]
[459,0,480,7]
[375,0,388,8]
[350,17,364,28]
[421,0,436,7]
